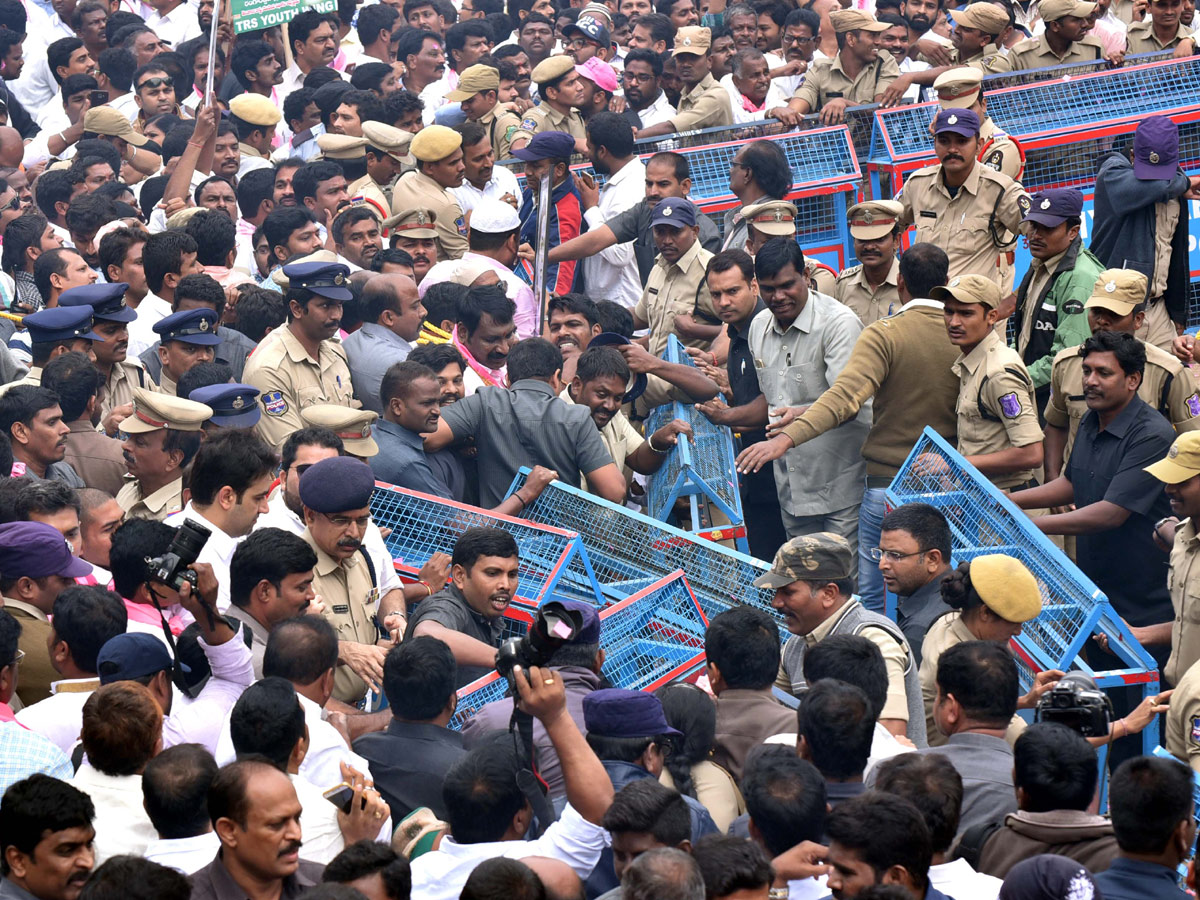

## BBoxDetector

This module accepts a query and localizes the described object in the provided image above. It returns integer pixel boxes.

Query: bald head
[523,857,585,900]
[365,273,424,343]
[0,127,22,168]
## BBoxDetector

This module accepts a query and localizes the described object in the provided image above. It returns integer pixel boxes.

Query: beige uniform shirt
[897,161,1028,287]
[833,258,900,326]
[1007,34,1105,71]
[793,51,899,111]
[307,530,379,704]
[116,477,184,522]
[242,326,357,448]
[671,73,733,131]
[952,329,1044,489]
[1166,650,1200,770]
[6,598,54,707]
[1125,19,1193,52]
[389,170,470,261]
[479,102,523,161]
[1165,519,1200,688]
[511,103,587,147]
[920,611,1027,746]
[954,43,1012,76]
[1044,339,1200,463]
[101,359,159,425]
[1151,198,1181,299]
[559,386,645,479]
[978,118,1025,182]
[346,175,392,230]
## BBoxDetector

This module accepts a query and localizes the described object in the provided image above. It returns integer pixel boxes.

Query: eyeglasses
[622,70,654,83]
[1,194,17,212]
[565,37,594,49]
[4,649,24,668]
[137,76,173,90]
[869,547,927,562]
[783,33,816,44]
[321,511,372,530]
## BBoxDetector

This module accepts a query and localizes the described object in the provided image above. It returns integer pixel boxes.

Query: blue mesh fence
[368,482,603,606]
[887,428,1160,753]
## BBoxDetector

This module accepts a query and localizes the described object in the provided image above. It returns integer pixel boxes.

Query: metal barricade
[887,428,1160,754]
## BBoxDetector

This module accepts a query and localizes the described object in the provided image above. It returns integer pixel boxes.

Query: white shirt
[144,832,221,875]
[147,3,202,47]
[787,876,830,900]
[410,75,451,125]
[899,57,932,104]
[164,503,239,614]
[719,73,791,124]
[634,89,676,130]
[929,859,1002,900]
[581,158,645,309]
[112,92,140,123]
[11,56,59,125]
[279,63,308,102]
[765,721,911,777]
[14,677,96,752]
[71,764,158,864]
[215,692,372,792]
[449,164,521,214]
[291,773,392,864]
[410,805,608,900]
[127,293,172,359]
[163,630,255,754]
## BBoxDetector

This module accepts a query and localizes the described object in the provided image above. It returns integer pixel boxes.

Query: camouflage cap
[753,532,853,588]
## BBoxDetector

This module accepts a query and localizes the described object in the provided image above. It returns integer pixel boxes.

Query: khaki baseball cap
[446,64,501,101]
[847,200,903,240]
[930,273,1003,309]
[970,554,1042,623]
[829,9,891,32]
[1083,268,1149,317]
[933,67,984,109]
[1146,432,1200,484]
[744,200,797,236]
[753,532,853,588]
[1040,0,1097,21]
[672,26,712,55]
[83,106,149,146]
[949,3,1009,35]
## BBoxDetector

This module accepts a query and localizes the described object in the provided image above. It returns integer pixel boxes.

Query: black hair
[61,72,99,100]
[742,751,827,855]
[898,243,949,300]
[442,737,524,844]
[0,610,18,670]
[408,343,466,375]
[109,517,176,599]
[575,345,629,387]
[66,192,115,240]
[323,840,412,900]
[879,502,951,561]
[934,640,1019,725]
[384,635,457,720]
[208,758,281,829]
[1109,755,1196,854]
[506,337,562,382]
[1013,722,1099,813]
[263,615,340,686]
[281,426,344,473]
[231,287,288,344]
[422,281,467,327]
[446,19,494,65]
[194,174,236,208]
[230,527,319,611]
[396,27,441,66]
[371,248,415,273]
[50,584,126,674]
[706,248,754,284]
[647,151,689,183]
[461,858,545,900]
[754,236,805,282]
[236,168,276,221]
[333,205,382,247]
[0,775,95,876]
[231,39,274,89]
[797,679,874,779]
[358,3,402,46]
[586,111,634,158]
[78,856,191,900]
[826,792,932,891]
[293,160,344,206]
[284,87,318,131]
[264,206,320,260]
[47,37,84,85]
[1,213,50,278]
[623,848,705,900]
[0,386,61,444]
[352,61,395,93]
[32,248,78,304]
[692,835,774,898]
[142,231,198,294]
[739,140,792,199]
[654,683,715,800]
[602,778,691,845]
[595,299,634,338]
[1082,329,1146,379]
[452,526,519,570]
[97,47,136,92]
[469,222,518,253]
[229,676,306,770]
[34,169,73,224]
[872,754,963,855]
[188,429,278,507]
[290,8,338,51]
[184,209,236,268]
[801,634,887,721]
[457,284,516,335]
[141,743,219,839]
[383,89,424,127]
[705,605,779,690]
[178,362,233,402]
[339,88,386,124]
[380,360,438,408]
[548,292,599,327]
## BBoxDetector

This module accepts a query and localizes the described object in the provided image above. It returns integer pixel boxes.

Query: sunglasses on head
[138,76,173,90]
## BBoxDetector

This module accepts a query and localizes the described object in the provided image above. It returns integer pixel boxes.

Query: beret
[299,456,376,513]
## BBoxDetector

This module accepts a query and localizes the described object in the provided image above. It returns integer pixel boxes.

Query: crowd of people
[0,0,1198,896]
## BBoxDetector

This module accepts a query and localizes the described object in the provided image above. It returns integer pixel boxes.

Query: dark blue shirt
[352,720,466,821]
[1092,857,1189,900]
[726,300,777,508]
[369,419,452,499]
[1065,394,1175,626]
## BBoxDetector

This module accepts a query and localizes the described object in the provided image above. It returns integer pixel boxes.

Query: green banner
[231,0,336,35]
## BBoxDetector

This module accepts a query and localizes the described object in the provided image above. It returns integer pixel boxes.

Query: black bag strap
[954,819,1004,869]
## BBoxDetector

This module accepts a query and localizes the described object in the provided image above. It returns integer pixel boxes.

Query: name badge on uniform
[920,211,938,219]
[333,604,350,614]
[828,92,843,98]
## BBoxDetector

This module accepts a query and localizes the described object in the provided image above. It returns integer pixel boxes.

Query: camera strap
[144,581,203,699]
[510,707,557,837]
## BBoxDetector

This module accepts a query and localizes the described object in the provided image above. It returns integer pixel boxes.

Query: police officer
[319,133,390,229]
[228,93,279,177]
[389,125,470,261]
[3,306,102,395]
[510,56,587,151]
[152,308,222,397]
[897,109,1029,293]
[1007,0,1107,69]
[188,383,262,431]
[447,64,523,162]
[638,27,734,138]
[835,200,903,326]
[385,208,440,284]
[301,405,380,458]
[741,199,797,256]
[242,258,358,448]
[880,4,1011,102]
[935,273,1044,490]
[117,388,212,521]
[1044,269,1200,479]
[934,68,1023,182]
[299,455,407,705]
[361,121,415,211]
[58,282,156,431]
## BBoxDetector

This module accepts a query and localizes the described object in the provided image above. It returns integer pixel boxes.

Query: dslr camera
[1035,671,1113,737]
[495,601,584,688]
[146,519,211,593]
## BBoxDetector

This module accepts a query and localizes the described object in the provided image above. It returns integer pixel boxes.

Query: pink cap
[576,57,619,93]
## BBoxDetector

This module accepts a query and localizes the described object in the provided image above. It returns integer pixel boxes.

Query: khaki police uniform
[1125,19,1195,53]
[934,68,1025,183]
[346,176,391,231]
[114,388,211,522]
[670,73,733,131]
[307,531,381,704]
[1007,34,1105,70]
[897,157,1029,287]
[362,122,416,208]
[1165,651,1200,771]
[390,170,470,261]
[954,43,1011,76]
[511,103,587,147]
[792,52,899,111]
[478,102,523,161]
[117,478,185,522]
[834,259,900,326]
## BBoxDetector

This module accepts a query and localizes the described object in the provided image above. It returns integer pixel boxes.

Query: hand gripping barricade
[450,570,710,730]
[887,427,1160,754]
[645,335,749,554]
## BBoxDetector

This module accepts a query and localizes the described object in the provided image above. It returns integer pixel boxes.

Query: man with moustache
[387,210,440,285]
[0,775,96,900]
[834,201,904,327]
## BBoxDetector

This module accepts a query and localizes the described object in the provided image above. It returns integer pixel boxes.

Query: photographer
[95,559,254,756]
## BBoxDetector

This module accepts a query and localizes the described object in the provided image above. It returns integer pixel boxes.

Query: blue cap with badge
[23,306,103,344]
[650,197,697,229]
[282,260,353,301]
[933,108,980,137]
[511,130,577,162]
[0,521,93,579]
[1022,188,1084,227]
[58,282,137,323]
[299,456,376,512]
[153,308,222,345]
[583,688,682,738]
[188,382,262,428]
[587,332,648,403]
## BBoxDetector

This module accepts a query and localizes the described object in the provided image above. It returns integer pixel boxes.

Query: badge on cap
[232,395,245,410]
[1104,280,1116,293]
[1170,445,1180,458]
[360,423,371,437]
[773,209,785,221]
[1040,199,1050,209]
[1150,151,1161,163]
[198,318,210,332]
[949,277,961,287]
[861,209,875,224]
[663,206,673,216]
[1190,715,1200,745]
[417,211,428,225]
[682,36,692,45]
[947,114,958,124]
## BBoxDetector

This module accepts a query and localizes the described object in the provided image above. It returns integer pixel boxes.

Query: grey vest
[782,599,928,749]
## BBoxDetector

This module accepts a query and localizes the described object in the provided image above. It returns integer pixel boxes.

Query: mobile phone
[89,91,109,107]
[577,170,596,190]
[322,782,355,815]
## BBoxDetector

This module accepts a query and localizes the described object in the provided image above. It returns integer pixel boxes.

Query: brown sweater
[973,809,1119,879]
[782,302,960,476]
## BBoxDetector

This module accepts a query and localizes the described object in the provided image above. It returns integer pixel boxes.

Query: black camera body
[146,519,211,593]
[495,601,584,684]
[1035,671,1113,737]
